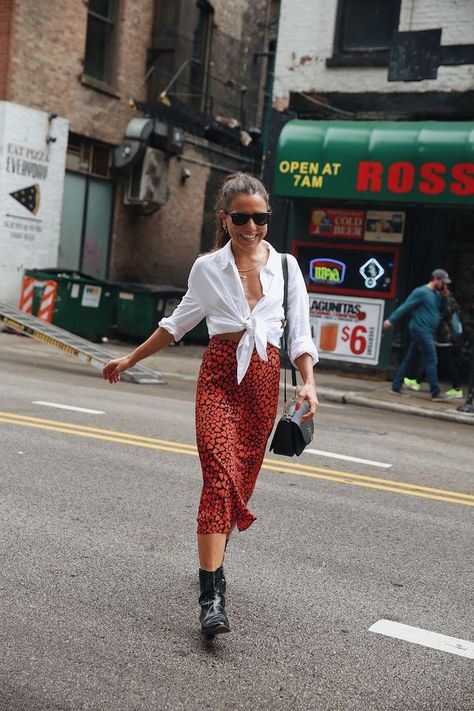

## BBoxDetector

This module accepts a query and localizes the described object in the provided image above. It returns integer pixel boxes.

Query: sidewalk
[106,339,474,427]
[2,330,473,425]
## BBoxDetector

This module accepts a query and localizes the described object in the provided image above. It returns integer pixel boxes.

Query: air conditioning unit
[124,148,168,209]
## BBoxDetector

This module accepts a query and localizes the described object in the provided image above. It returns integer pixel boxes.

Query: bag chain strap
[281,254,297,403]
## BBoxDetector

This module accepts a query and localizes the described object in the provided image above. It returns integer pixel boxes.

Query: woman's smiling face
[220,192,269,254]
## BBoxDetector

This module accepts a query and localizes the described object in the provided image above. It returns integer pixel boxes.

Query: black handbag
[269,255,315,457]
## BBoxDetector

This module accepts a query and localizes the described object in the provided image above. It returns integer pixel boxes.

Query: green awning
[273,120,474,205]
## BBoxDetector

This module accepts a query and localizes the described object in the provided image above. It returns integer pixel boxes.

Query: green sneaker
[445,388,464,399]
[404,377,421,392]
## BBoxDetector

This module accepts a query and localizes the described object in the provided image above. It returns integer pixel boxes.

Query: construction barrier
[37,280,58,322]
[18,275,36,314]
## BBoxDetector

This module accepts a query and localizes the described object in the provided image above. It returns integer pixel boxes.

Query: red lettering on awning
[356,161,383,192]
[451,163,474,196]
[419,163,446,195]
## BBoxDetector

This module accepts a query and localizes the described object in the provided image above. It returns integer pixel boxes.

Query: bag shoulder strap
[281,254,297,395]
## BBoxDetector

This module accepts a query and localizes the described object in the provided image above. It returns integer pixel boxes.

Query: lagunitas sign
[274,120,474,205]
[309,293,385,366]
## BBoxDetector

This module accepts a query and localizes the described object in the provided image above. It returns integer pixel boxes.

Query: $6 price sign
[341,324,368,355]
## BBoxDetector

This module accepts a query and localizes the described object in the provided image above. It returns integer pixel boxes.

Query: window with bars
[84,0,119,84]
[327,0,401,67]
[67,134,111,179]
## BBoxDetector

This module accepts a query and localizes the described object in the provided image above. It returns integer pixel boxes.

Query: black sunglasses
[225,211,272,226]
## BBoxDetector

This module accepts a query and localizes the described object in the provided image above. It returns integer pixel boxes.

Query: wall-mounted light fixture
[181,168,191,184]
[46,112,58,144]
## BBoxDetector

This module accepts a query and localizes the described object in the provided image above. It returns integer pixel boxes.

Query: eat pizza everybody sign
[0,101,69,303]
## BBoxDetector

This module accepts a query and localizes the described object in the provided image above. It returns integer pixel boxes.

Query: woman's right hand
[102,356,133,383]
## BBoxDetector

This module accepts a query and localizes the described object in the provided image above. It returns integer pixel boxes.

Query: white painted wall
[0,102,69,304]
[273,0,474,108]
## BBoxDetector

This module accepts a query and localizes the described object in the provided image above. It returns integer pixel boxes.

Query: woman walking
[103,173,319,636]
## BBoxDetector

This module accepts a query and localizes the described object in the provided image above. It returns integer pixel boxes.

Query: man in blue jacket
[383,269,450,401]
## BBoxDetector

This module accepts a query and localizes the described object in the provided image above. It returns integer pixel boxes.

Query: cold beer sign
[308,208,365,239]
[309,294,384,365]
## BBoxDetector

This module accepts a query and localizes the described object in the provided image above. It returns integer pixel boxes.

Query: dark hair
[213,172,270,250]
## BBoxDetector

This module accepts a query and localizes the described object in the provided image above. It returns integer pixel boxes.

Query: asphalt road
[0,334,473,711]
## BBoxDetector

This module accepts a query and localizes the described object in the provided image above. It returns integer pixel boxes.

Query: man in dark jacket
[404,291,463,399]
[383,269,449,401]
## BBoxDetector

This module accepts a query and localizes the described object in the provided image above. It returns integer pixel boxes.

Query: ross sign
[309,294,384,365]
[364,210,405,243]
[308,208,365,239]
[294,242,399,299]
[0,102,69,304]
[274,120,474,205]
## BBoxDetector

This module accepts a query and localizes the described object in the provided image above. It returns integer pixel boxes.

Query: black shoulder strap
[281,254,297,399]
[282,252,289,324]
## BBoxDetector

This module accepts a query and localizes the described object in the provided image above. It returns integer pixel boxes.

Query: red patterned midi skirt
[195,337,281,534]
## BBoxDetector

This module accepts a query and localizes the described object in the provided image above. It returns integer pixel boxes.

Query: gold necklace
[237,260,262,281]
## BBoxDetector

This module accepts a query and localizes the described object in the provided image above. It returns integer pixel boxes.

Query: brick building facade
[1,0,278,295]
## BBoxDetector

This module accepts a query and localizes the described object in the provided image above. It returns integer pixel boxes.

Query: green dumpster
[24,268,117,341]
[116,283,185,340]
[116,282,209,343]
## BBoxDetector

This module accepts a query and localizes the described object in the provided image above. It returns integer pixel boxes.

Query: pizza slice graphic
[9,183,41,214]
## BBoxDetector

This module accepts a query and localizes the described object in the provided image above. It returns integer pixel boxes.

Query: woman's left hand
[294,383,319,422]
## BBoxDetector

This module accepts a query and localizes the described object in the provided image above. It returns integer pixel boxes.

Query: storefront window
[442,211,474,377]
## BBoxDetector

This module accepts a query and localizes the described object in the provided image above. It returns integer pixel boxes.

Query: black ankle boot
[219,539,230,594]
[199,567,230,636]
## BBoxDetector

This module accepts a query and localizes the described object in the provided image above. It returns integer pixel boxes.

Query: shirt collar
[217,239,277,275]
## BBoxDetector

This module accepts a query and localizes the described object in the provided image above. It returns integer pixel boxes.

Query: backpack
[450,311,463,340]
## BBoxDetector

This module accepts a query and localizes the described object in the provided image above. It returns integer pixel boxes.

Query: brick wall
[110,147,210,286]
[3,0,271,290]
[213,0,247,41]
[273,0,474,107]
[0,0,14,98]
[109,137,251,287]
[7,0,154,146]
[108,0,273,289]
[206,0,271,130]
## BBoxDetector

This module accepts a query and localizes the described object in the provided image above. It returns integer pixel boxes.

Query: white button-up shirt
[159,240,319,384]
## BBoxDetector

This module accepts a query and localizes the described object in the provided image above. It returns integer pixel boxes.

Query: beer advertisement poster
[364,210,405,243]
[308,208,365,239]
[294,241,399,299]
[309,294,385,365]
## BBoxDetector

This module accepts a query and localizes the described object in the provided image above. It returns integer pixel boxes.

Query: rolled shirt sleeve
[286,255,319,367]
[158,261,206,342]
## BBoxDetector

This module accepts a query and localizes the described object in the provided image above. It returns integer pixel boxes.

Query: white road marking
[32,401,105,415]
[304,448,392,469]
[369,620,474,659]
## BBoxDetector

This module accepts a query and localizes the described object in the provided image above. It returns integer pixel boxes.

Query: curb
[318,387,474,426]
